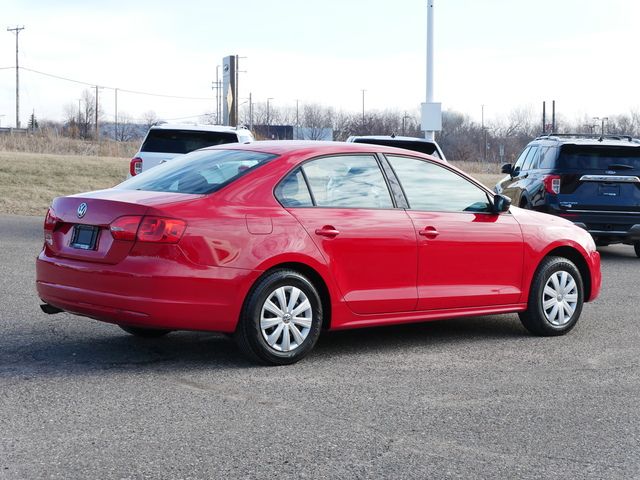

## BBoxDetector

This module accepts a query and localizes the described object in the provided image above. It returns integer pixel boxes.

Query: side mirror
[493,194,511,213]
[501,163,513,175]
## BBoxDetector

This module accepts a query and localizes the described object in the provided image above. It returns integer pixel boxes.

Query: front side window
[387,155,492,213]
[521,146,539,171]
[514,147,531,170]
[117,149,276,194]
[301,155,393,209]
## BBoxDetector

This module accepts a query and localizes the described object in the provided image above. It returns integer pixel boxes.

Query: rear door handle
[315,226,340,238]
[419,226,439,238]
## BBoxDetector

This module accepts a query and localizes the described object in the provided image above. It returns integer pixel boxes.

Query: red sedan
[36,142,601,365]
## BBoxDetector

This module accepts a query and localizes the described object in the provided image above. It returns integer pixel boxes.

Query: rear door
[278,154,418,315]
[386,155,524,310]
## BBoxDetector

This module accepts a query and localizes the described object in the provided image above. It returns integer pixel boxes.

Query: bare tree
[141,110,160,129]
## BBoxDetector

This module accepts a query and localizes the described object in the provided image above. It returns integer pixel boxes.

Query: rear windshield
[352,139,440,157]
[117,149,277,194]
[557,145,640,170]
[141,129,240,154]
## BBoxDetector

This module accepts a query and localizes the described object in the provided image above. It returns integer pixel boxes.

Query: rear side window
[557,145,640,170]
[117,149,276,194]
[141,129,240,154]
[275,169,313,207]
[300,155,393,209]
[537,147,555,169]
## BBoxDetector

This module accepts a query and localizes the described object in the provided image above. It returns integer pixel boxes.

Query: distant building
[252,125,334,141]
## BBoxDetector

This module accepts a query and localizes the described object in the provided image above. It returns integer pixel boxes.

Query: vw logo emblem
[77,203,88,219]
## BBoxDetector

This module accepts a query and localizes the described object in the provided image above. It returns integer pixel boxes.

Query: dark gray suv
[496,134,640,256]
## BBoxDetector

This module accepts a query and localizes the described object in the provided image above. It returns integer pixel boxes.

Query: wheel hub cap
[542,270,578,327]
[260,286,313,352]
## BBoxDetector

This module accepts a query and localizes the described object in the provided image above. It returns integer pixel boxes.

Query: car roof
[204,140,446,161]
[150,123,252,133]
[348,135,437,144]
[531,135,640,148]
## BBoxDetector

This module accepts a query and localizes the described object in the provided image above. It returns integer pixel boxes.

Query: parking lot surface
[1,215,639,479]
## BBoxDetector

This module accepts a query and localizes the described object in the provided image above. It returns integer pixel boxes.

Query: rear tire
[234,269,323,365]
[634,241,640,258]
[119,325,171,338]
[519,256,584,336]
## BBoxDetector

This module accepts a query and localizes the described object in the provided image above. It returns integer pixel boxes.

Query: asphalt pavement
[1,215,639,479]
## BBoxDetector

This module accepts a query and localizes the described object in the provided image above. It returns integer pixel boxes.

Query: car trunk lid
[46,189,199,264]
[556,144,640,212]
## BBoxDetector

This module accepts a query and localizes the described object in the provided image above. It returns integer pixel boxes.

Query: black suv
[495,134,640,256]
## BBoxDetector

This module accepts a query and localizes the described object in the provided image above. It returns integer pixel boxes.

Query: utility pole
[295,99,300,139]
[114,88,118,141]
[361,89,366,133]
[7,26,25,128]
[266,98,273,139]
[95,86,99,140]
[481,104,487,163]
[249,92,253,132]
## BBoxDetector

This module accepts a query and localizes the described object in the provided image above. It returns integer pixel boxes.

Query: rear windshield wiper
[608,163,635,170]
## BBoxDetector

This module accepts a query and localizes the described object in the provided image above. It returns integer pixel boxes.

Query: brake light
[109,215,142,241]
[109,216,186,243]
[544,175,561,194]
[137,217,186,243]
[129,157,143,176]
[43,208,58,245]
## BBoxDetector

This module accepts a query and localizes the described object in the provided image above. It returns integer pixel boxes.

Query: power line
[18,66,213,100]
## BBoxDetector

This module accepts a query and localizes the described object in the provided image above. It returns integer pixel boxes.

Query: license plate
[598,184,619,196]
[70,225,99,250]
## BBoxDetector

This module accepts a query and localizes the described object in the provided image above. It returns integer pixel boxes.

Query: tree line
[22,88,640,163]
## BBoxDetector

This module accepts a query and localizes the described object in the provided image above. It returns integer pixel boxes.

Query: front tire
[634,241,640,258]
[234,270,323,365]
[519,256,584,336]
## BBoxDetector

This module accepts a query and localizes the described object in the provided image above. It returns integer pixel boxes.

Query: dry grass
[0,147,506,217]
[0,151,129,216]
[0,130,138,158]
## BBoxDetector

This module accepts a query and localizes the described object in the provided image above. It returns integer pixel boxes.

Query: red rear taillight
[137,217,186,243]
[129,157,143,176]
[543,175,561,195]
[109,216,186,243]
[109,215,143,241]
[43,208,58,245]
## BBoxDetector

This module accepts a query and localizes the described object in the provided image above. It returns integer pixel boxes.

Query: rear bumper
[36,250,260,333]
[548,206,640,243]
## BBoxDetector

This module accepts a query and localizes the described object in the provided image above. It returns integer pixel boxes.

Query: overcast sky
[1,0,638,127]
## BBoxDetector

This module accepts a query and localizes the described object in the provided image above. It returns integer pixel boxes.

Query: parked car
[37,141,600,365]
[346,134,447,161]
[129,124,254,176]
[495,134,640,256]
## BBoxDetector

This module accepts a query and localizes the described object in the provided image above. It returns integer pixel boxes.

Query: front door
[386,155,524,311]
